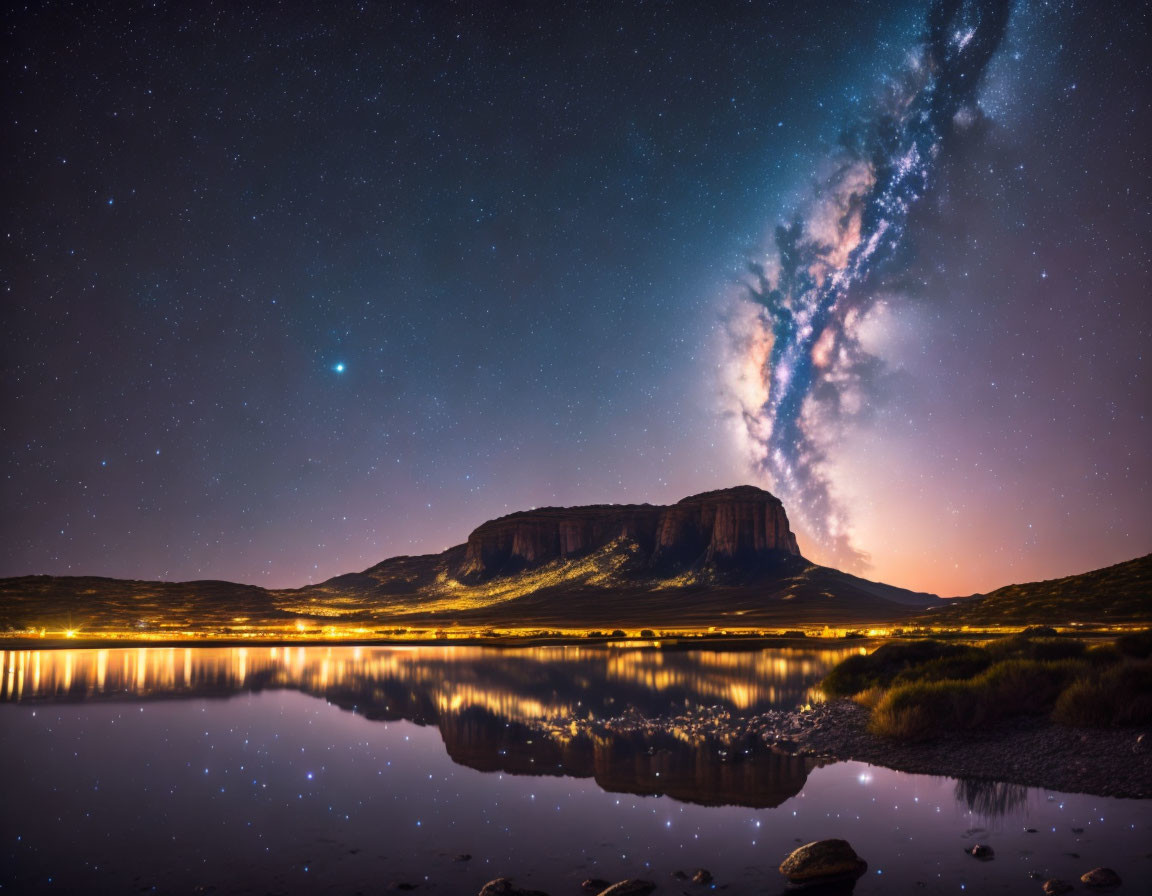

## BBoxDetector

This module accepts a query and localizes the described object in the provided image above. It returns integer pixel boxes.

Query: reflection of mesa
[1,644,842,808]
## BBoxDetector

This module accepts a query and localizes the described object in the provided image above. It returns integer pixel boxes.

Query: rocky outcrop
[458,486,801,580]
[459,505,662,578]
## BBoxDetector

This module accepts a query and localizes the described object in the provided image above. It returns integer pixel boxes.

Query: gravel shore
[776,700,1152,799]
[534,700,1152,799]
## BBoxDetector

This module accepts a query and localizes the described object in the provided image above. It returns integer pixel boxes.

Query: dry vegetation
[822,629,1152,740]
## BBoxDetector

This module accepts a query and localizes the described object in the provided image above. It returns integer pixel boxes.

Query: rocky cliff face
[458,485,801,580]
[655,485,800,566]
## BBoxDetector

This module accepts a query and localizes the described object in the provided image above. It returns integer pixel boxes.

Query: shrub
[869,659,1084,740]
[1085,643,1122,666]
[1053,660,1152,727]
[976,658,1083,713]
[1052,677,1114,727]
[870,680,979,740]
[891,648,990,686]
[1116,628,1152,659]
[985,635,1086,662]
[822,640,973,697]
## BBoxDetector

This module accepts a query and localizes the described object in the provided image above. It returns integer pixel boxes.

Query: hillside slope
[919,553,1152,626]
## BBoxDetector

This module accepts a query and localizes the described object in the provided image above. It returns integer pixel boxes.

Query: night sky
[4,1,1149,596]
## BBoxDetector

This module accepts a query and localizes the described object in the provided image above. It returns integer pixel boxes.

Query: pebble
[690,868,713,885]
[596,881,656,896]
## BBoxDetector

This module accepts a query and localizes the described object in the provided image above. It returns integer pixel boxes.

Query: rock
[966,844,994,860]
[477,879,550,896]
[1080,867,1122,888]
[596,881,656,896]
[454,854,472,862]
[1135,733,1147,753]
[779,839,868,884]
[1024,827,1038,833]
[1042,881,1074,895]
[581,881,610,893]
[690,868,713,885]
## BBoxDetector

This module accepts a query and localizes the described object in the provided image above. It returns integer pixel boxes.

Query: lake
[2,645,1148,894]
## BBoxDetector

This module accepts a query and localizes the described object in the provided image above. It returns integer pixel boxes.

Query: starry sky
[3,1,1149,596]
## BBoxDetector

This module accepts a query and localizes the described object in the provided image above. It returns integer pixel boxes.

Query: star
[333,363,345,374]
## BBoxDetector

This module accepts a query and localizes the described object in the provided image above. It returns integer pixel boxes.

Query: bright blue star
[333,362,345,373]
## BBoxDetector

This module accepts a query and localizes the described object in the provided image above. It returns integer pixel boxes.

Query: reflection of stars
[333,362,345,374]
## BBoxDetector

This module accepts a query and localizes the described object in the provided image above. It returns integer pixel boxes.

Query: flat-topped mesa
[457,485,801,580]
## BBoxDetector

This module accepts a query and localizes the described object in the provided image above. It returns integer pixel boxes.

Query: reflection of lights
[858,772,873,785]
[3,644,861,737]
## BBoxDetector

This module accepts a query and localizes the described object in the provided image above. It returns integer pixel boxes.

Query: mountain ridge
[2,485,1147,635]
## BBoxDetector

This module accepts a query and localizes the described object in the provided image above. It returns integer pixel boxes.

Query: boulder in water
[779,839,867,884]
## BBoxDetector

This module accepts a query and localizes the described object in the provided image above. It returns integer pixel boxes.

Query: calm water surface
[1,645,1148,894]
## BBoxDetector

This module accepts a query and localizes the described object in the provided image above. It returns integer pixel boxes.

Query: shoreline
[546,699,1152,800]
[0,629,1125,653]
[0,633,871,652]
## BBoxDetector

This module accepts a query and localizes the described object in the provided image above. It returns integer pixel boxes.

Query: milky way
[728,0,1012,569]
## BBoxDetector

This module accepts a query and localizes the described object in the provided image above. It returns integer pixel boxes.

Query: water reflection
[1,645,855,808]
[954,778,1030,818]
[5,647,1149,896]
[0,644,859,714]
